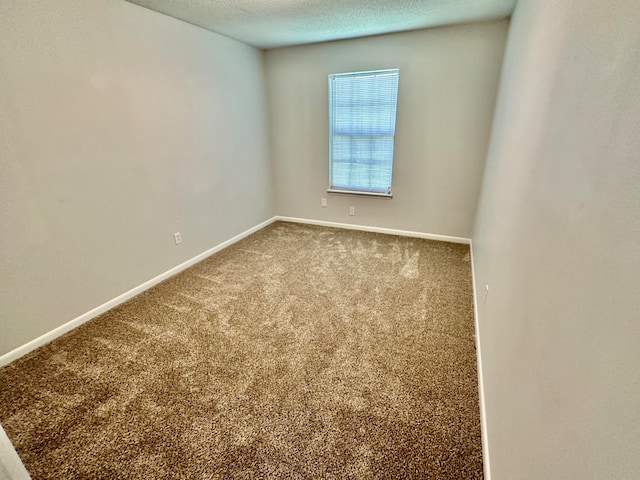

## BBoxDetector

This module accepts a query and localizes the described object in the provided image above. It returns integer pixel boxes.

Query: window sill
[327,188,393,199]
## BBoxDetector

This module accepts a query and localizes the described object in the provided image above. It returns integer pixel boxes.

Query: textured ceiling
[126,0,517,49]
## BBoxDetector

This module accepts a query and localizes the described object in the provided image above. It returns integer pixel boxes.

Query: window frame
[327,68,400,199]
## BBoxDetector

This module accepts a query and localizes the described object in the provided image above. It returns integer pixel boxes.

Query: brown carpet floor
[0,221,483,479]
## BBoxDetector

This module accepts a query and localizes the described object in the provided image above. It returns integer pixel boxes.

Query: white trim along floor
[0,216,484,479]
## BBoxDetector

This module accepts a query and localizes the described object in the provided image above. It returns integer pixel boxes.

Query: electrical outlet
[174,232,182,245]
[349,207,355,216]
[321,198,327,207]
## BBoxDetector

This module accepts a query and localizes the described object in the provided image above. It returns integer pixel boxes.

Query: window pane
[331,135,394,192]
[329,69,399,194]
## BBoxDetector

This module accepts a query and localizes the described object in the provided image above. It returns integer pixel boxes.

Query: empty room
[1,0,638,479]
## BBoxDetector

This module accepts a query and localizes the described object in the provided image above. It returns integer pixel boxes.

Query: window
[328,69,399,197]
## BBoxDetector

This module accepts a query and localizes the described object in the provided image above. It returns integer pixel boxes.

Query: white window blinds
[328,69,399,196]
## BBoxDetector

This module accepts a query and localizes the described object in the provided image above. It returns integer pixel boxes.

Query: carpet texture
[0,222,483,479]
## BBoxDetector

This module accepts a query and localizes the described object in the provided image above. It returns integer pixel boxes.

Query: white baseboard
[274,216,471,245]
[0,217,278,368]
[0,215,477,479]
[470,242,491,480]
[0,215,470,368]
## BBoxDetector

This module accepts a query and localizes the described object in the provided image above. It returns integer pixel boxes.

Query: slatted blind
[328,69,399,196]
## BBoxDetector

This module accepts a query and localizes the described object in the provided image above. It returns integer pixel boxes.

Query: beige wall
[265,21,508,238]
[0,0,273,355]
[473,0,640,478]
